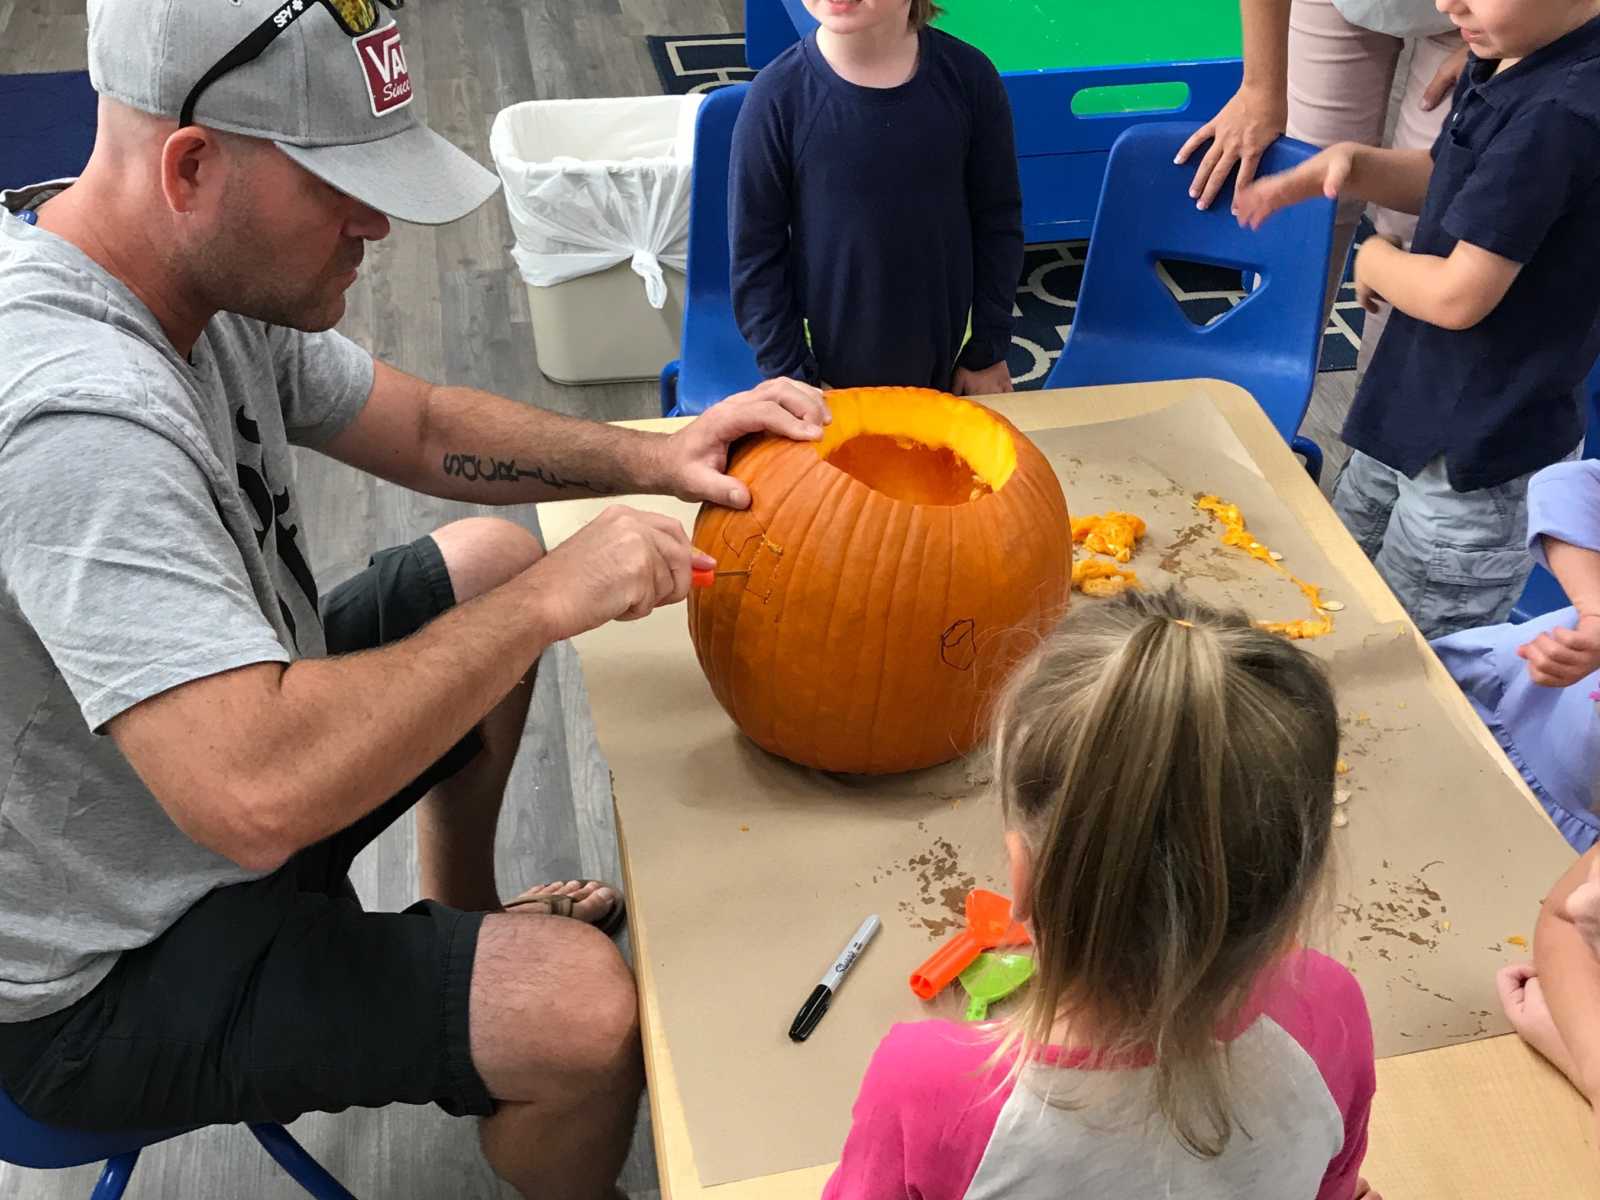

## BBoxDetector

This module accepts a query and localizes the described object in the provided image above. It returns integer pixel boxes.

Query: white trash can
[490,95,703,385]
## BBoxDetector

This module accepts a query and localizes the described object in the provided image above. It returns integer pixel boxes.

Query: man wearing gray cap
[0,0,828,1195]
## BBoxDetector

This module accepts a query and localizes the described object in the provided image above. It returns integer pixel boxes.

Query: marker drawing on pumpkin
[940,618,978,671]
[718,507,779,556]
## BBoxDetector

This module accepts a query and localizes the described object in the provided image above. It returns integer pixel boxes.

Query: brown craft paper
[540,391,1573,1188]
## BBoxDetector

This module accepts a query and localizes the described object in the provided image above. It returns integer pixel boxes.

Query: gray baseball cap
[86,0,499,225]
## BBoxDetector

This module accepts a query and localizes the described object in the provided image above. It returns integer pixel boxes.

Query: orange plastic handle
[691,566,715,589]
[908,929,984,1001]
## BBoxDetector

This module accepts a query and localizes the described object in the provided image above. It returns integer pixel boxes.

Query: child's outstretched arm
[954,64,1024,397]
[1233,143,1434,229]
[1519,462,1600,687]
[729,89,820,384]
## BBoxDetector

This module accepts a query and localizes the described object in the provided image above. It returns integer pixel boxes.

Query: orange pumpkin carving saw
[688,387,1072,775]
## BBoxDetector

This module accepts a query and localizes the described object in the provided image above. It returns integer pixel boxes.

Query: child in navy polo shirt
[729,0,1023,396]
[1236,0,1600,639]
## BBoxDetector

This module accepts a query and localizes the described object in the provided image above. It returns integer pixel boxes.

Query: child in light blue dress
[1433,460,1600,850]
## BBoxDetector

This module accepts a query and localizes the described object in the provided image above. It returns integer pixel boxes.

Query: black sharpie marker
[788,915,882,1043]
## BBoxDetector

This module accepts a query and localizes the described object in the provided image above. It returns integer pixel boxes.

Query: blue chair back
[1044,123,1334,472]
[660,83,763,418]
[745,0,801,71]
[1510,358,1600,622]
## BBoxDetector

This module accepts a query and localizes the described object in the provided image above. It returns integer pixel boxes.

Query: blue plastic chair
[0,1086,357,1199]
[1044,122,1335,481]
[744,0,801,75]
[0,71,98,192]
[1509,358,1600,623]
[659,83,763,418]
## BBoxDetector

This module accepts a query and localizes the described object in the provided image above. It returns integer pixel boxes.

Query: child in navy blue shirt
[729,0,1023,396]
[1235,0,1600,639]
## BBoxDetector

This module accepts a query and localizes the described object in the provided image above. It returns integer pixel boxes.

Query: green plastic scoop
[957,951,1036,1021]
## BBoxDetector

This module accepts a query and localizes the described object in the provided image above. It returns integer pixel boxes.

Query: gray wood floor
[0,1,1360,1194]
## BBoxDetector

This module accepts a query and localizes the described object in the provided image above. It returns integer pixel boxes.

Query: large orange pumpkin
[687,387,1071,774]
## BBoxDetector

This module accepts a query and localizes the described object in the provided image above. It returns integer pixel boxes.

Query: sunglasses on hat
[180,0,404,129]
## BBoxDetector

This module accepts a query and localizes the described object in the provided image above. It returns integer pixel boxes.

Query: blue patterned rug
[647,33,1365,387]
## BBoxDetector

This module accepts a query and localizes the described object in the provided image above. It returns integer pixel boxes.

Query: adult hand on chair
[1174,84,1287,212]
[658,378,831,510]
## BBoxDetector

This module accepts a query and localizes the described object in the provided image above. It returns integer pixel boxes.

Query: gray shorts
[1333,450,1572,639]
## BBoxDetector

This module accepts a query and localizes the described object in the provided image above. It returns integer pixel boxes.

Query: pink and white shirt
[823,949,1375,1200]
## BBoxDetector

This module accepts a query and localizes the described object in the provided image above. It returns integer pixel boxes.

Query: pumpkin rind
[688,387,1070,774]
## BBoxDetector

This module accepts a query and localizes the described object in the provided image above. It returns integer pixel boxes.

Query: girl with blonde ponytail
[824,588,1380,1200]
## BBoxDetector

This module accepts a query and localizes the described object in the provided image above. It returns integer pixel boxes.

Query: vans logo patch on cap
[353,22,412,117]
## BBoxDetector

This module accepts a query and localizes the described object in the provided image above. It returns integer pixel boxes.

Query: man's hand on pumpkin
[662,378,831,509]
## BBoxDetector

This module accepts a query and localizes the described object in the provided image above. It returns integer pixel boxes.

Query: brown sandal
[502,881,627,937]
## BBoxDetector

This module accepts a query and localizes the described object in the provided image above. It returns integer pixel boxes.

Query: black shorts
[0,536,496,1130]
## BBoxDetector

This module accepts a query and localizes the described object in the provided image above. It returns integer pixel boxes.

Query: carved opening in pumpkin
[826,436,990,505]
[814,389,1017,506]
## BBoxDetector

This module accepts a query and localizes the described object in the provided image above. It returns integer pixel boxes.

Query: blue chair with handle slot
[659,82,763,418]
[1044,122,1335,481]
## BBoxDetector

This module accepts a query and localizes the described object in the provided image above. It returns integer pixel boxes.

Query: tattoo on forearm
[441,452,591,491]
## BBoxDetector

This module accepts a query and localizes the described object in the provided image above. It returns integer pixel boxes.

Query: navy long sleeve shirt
[729,28,1023,391]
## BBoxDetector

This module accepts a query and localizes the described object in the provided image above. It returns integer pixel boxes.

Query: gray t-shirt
[0,183,374,1022]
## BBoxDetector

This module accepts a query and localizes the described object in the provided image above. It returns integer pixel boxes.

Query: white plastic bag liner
[490,95,703,310]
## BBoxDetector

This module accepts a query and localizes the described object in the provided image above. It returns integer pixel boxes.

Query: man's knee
[469,916,640,1102]
[432,517,545,603]
[547,926,639,1070]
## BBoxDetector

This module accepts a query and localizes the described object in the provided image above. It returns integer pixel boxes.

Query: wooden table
[542,381,1598,1199]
